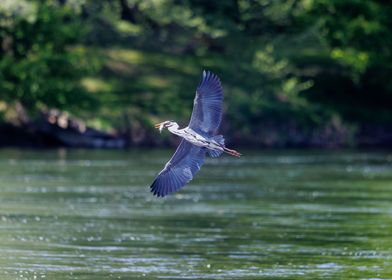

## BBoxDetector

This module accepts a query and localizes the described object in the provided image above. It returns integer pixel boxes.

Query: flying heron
[150,70,241,197]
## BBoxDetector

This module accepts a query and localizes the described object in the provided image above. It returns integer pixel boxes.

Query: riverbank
[1,119,391,149]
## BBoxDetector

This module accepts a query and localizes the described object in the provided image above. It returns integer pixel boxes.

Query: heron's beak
[154,122,164,133]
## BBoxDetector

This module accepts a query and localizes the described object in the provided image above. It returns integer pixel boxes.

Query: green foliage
[0,0,97,118]
[301,0,392,77]
[0,0,391,145]
[295,0,392,122]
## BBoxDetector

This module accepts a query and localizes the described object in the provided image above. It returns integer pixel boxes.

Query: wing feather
[188,70,224,136]
[150,140,206,197]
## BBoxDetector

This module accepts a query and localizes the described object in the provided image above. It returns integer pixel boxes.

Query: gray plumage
[150,70,240,197]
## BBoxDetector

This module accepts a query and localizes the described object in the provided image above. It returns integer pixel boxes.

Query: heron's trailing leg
[224,147,242,157]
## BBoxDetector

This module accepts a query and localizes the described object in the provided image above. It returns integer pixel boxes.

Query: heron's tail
[208,135,225,158]
[209,135,241,157]
[213,135,225,146]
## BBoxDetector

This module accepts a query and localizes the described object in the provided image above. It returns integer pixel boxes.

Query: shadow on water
[0,149,391,279]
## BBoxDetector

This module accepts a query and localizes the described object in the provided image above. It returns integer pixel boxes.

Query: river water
[0,149,391,279]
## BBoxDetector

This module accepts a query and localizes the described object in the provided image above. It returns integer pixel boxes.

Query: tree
[0,0,97,121]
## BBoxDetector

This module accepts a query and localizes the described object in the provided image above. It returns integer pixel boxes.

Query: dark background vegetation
[1,0,391,148]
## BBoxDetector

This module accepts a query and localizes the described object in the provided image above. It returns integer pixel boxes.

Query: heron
[150,70,241,197]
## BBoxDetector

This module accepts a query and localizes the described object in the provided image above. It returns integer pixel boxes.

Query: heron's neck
[168,123,180,134]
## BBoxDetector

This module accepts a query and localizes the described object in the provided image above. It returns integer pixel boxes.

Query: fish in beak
[154,122,164,133]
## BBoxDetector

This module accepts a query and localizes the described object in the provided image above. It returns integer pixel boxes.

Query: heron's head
[154,120,178,133]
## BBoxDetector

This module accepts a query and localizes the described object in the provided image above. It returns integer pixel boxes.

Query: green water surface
[0,149,391,279]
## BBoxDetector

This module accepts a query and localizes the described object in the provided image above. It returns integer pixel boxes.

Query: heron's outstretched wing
[188,70,223,136]
[150,140,206,197]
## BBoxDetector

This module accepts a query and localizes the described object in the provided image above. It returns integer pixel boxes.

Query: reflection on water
[0,149,391,279]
